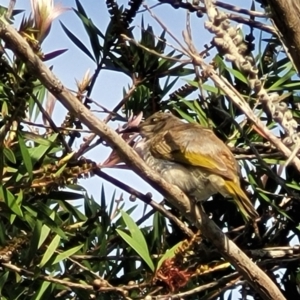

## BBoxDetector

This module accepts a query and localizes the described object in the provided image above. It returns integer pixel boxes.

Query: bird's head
[139,112,183,138]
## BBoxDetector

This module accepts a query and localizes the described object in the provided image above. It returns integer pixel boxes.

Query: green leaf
[38,224,51,250]
[193,100,209,127]
[49,191,84,201]
[121,210,148,252]
[1,99,8,116]
[165,67,194,77]
[173,107,195,123]
[156,241,183,271]
[0,271,9,294]
[75,0,88,18]
[60,21,95,61]
[202,84,223,94]
[162,77,178,96]
[56,200,87,222]
[184,79,222,94]
[35,211,55,249]
[282,81,300,89]
[16,189,23,208]
[108,189,116,219]
[38,234,61,268]
[18,133,33,179]
[67,184,87,192]
[73,9,102,62]
[117,210,154,271]
[27,220,42,264]
[32,204,67,239]
[22,132,55,146]
[287,182,300,191]
[267,69,296,91]
[117,229,154,272]
[3,147,16,164]
[52,244,84,264]
[29,133,58,164]
[54,163,68,177]
[0,186,23,216]
[30,85,46,122]
[226,67,248,84]
[32,281,51,300]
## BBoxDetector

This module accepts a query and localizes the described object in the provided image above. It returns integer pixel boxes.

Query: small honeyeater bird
[135,111,258,221]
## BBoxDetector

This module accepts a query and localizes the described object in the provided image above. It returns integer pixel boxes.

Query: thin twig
[2,262,93,290]
[156,272,240,299]
[22,120,94,133]
[214,0,267,17]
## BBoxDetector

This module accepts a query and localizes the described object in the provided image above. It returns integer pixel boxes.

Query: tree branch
[266,0,300,74]
[0,19,285,300]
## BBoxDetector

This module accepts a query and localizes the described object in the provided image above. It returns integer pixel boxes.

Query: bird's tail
[225,180,258,221]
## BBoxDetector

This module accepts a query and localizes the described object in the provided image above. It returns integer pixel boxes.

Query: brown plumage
[136,112,258,221]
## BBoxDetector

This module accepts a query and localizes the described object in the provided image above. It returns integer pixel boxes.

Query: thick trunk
[266,0,300,73]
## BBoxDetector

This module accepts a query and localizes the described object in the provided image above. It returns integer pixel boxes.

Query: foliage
[0,0,300,299]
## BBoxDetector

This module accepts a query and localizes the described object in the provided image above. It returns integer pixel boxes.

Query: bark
[0,20,286,300]
[266,0,300,74]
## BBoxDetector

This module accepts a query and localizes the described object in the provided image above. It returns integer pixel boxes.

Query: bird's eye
[152,117,158,122]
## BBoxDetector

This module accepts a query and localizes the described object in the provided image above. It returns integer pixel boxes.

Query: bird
[135,111,258,221]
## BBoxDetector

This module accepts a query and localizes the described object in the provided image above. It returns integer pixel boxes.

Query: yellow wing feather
[150,124,237,181]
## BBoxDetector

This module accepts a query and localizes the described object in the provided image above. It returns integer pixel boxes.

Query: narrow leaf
[60,21,95,61]
[32,281,51,300]
[18,133,33,179]
[52,244,84,264]
[156,241,183,271]
[117,229,155,271]
[38,234,61,267]
[0,186,23,216]
[3,147,16,164]
[121,210,148,252]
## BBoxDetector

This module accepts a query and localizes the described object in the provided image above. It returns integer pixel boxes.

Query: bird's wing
[150,124,237,181]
